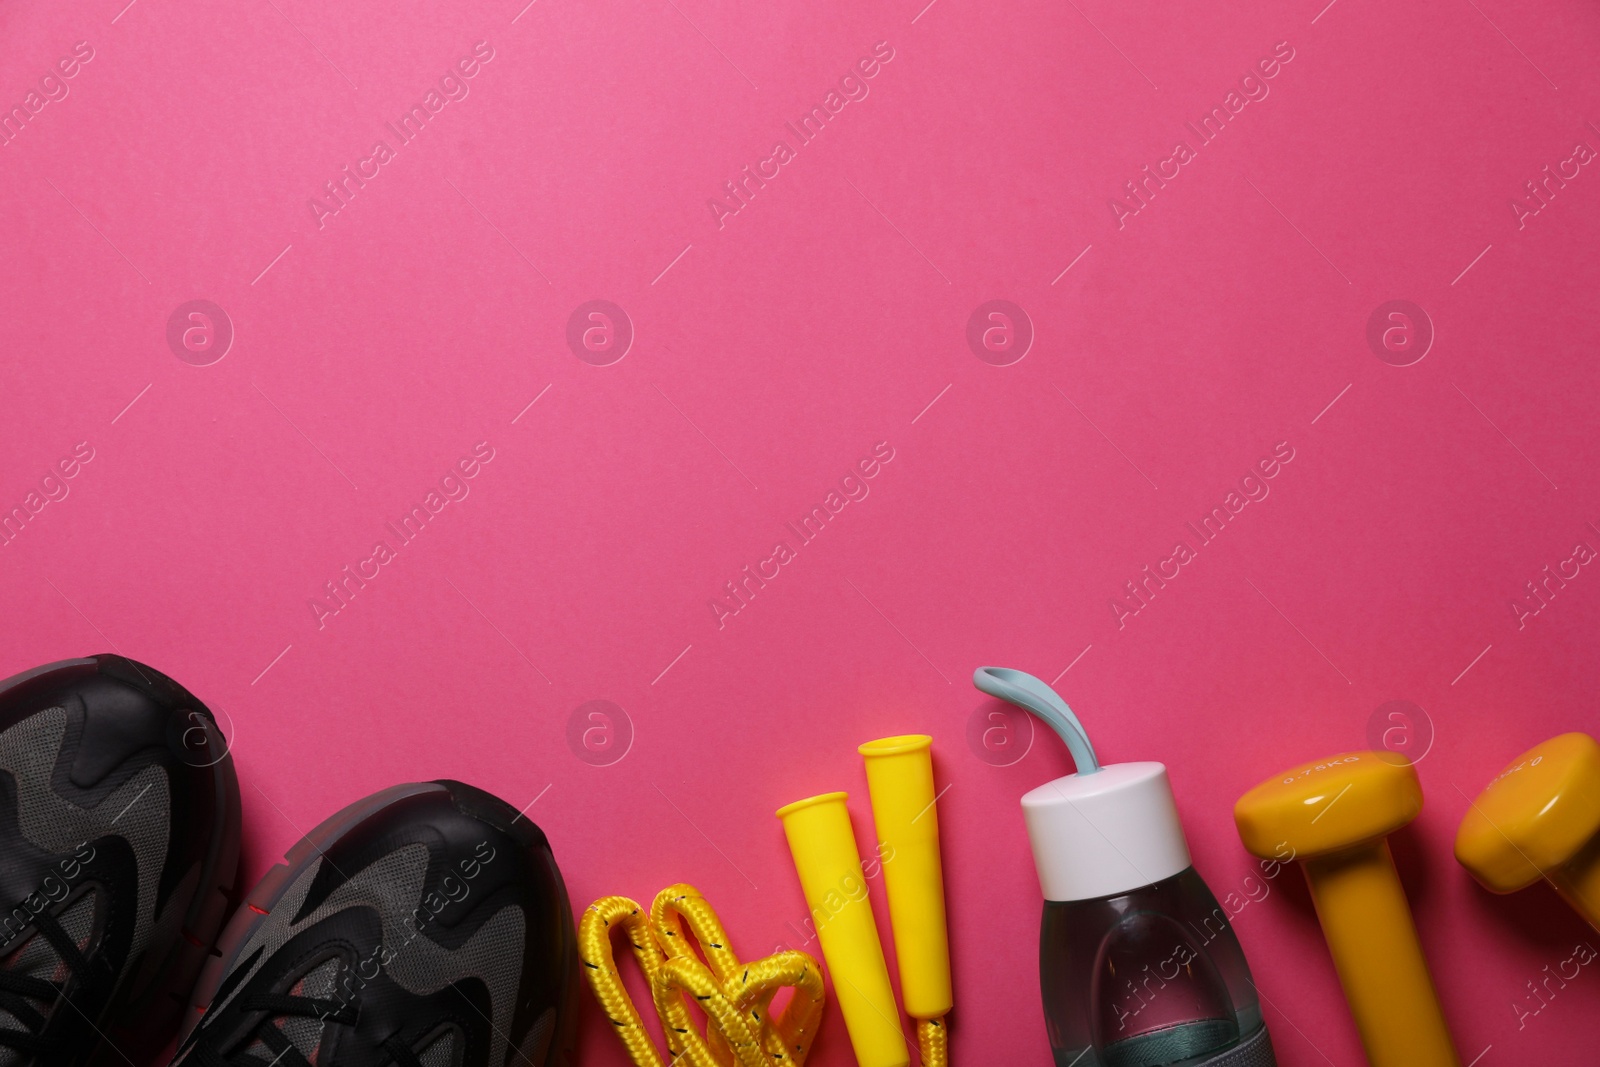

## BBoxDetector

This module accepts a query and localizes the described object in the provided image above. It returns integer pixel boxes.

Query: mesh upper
[0,708,170,961]
[0,707,173,1067]
[242,957,341,1062]
[0,894,98,1067]
[199,843,524,1065]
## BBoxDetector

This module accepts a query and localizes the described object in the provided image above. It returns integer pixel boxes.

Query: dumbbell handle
[1551,836,1600,930]
[1302,841,1460,1067]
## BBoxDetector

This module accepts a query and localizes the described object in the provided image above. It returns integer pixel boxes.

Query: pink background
[4,0,1600,1062]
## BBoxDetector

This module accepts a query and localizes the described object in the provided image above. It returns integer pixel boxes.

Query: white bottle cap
[1022,761,1191,902]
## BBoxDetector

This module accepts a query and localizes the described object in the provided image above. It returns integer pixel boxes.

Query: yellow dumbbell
[1235,752,1460,1067]
[1456,732,1600,928]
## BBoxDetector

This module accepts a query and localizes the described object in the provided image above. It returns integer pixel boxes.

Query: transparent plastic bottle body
[1040,867,1267,1067]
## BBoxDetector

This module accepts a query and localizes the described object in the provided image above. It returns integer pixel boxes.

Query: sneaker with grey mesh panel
[0,655,242,1065]
[173,780,578,1067]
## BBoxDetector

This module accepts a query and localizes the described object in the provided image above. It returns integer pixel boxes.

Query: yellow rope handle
[579,884,827,1067]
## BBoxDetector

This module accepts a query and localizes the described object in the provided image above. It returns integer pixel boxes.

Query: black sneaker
[0,655,242,1066]
[175,780,578,1067]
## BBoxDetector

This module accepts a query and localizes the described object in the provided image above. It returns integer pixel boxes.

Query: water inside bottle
[1041,868,1266,1067]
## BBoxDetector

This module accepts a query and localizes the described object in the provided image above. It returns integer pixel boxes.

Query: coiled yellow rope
[579,884,827,1067]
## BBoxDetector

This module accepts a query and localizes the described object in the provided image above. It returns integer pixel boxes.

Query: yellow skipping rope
[579,884,826,1067]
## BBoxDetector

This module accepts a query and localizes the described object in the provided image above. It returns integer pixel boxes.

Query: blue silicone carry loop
[972,666,1100,774]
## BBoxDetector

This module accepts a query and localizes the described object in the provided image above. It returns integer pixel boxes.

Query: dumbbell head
[1235,751,1422,860]
[1236,750,1460,1066]
[1456,732,1600,894]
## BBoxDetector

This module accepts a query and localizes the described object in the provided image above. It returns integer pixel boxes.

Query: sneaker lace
[191,993,425,1067]
[0,910,107,1056]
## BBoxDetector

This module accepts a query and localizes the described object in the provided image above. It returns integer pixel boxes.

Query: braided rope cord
[579,884,826,1067]
[917,1016,950,1067]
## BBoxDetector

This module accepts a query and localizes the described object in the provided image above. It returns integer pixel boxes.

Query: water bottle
[975,668,1277,1067]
